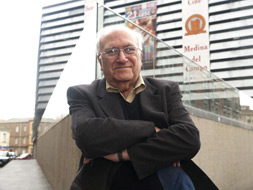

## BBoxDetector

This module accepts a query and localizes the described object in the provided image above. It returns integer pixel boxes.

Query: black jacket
[67,77,218,190]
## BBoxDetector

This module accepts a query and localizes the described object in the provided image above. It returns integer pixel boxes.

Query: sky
[0,1,252,120]
[0,1,62,120]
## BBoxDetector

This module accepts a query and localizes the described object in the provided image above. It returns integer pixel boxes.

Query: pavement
[0,159,52,190]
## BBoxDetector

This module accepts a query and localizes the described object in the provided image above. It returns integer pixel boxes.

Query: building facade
[34,0,253,130]
[0,118,53,156]
[0,119,34,155]
[240,105,253,125]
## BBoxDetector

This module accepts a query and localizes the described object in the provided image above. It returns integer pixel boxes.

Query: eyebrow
[105,44,135,50]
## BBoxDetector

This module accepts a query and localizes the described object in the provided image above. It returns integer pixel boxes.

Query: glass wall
[96,3,253,126]
[40,1,253,132]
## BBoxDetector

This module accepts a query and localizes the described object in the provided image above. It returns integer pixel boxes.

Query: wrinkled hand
[173,161,181,167]
[83,150,130,164]
[104,149,130,162]
[83,157,92,164]
[84,154,120,163]
[155,127,160,132]
[103,153,119,162]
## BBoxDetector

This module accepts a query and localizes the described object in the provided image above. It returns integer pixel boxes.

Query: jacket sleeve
[127,82,201,179]
[67,85,156,158]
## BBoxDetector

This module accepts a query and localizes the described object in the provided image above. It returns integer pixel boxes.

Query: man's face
[98,30,142,87]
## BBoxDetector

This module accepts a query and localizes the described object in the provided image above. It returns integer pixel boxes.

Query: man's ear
[97,55,104,71]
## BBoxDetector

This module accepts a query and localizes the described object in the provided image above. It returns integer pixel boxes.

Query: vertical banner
[125,1,157,68]
[182,0,210,82]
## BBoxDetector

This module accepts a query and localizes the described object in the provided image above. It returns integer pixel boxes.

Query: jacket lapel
[97,79,125,119]
[140,78,169,128]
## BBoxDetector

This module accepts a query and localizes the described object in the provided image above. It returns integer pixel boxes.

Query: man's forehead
[103,30,134,40]
[100,30,137,47]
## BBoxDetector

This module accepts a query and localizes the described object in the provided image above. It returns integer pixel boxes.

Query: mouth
[113,66,132,70]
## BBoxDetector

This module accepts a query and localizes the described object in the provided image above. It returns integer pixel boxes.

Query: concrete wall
[35,114,253,190]
[34,115,81,190]
[191,116,253,190]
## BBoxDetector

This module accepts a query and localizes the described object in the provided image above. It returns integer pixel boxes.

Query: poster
[125,1,157,68]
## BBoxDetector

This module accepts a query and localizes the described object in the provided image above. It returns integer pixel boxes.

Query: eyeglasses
[99,46,141,58]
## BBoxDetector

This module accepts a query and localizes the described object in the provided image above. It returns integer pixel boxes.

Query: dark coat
[67,77,218,190]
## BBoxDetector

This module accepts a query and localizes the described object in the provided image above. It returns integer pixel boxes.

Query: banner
[182,0,210,82]
[125,1,157,68]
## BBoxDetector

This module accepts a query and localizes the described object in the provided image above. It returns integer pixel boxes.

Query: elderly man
[67,25,218,190]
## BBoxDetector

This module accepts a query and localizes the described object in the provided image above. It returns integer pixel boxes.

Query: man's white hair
[96,25,143,54]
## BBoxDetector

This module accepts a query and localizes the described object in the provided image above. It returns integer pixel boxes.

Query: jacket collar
[139,78,163,123]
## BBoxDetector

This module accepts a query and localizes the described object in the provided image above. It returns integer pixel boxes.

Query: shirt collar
[106,75,146,103]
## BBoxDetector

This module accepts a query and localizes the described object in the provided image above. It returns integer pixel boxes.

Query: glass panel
[96,3,253,127]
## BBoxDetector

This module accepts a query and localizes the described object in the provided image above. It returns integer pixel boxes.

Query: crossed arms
[67,81,200,179]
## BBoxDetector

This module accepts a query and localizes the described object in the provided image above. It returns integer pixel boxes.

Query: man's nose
[117,50,128,62]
